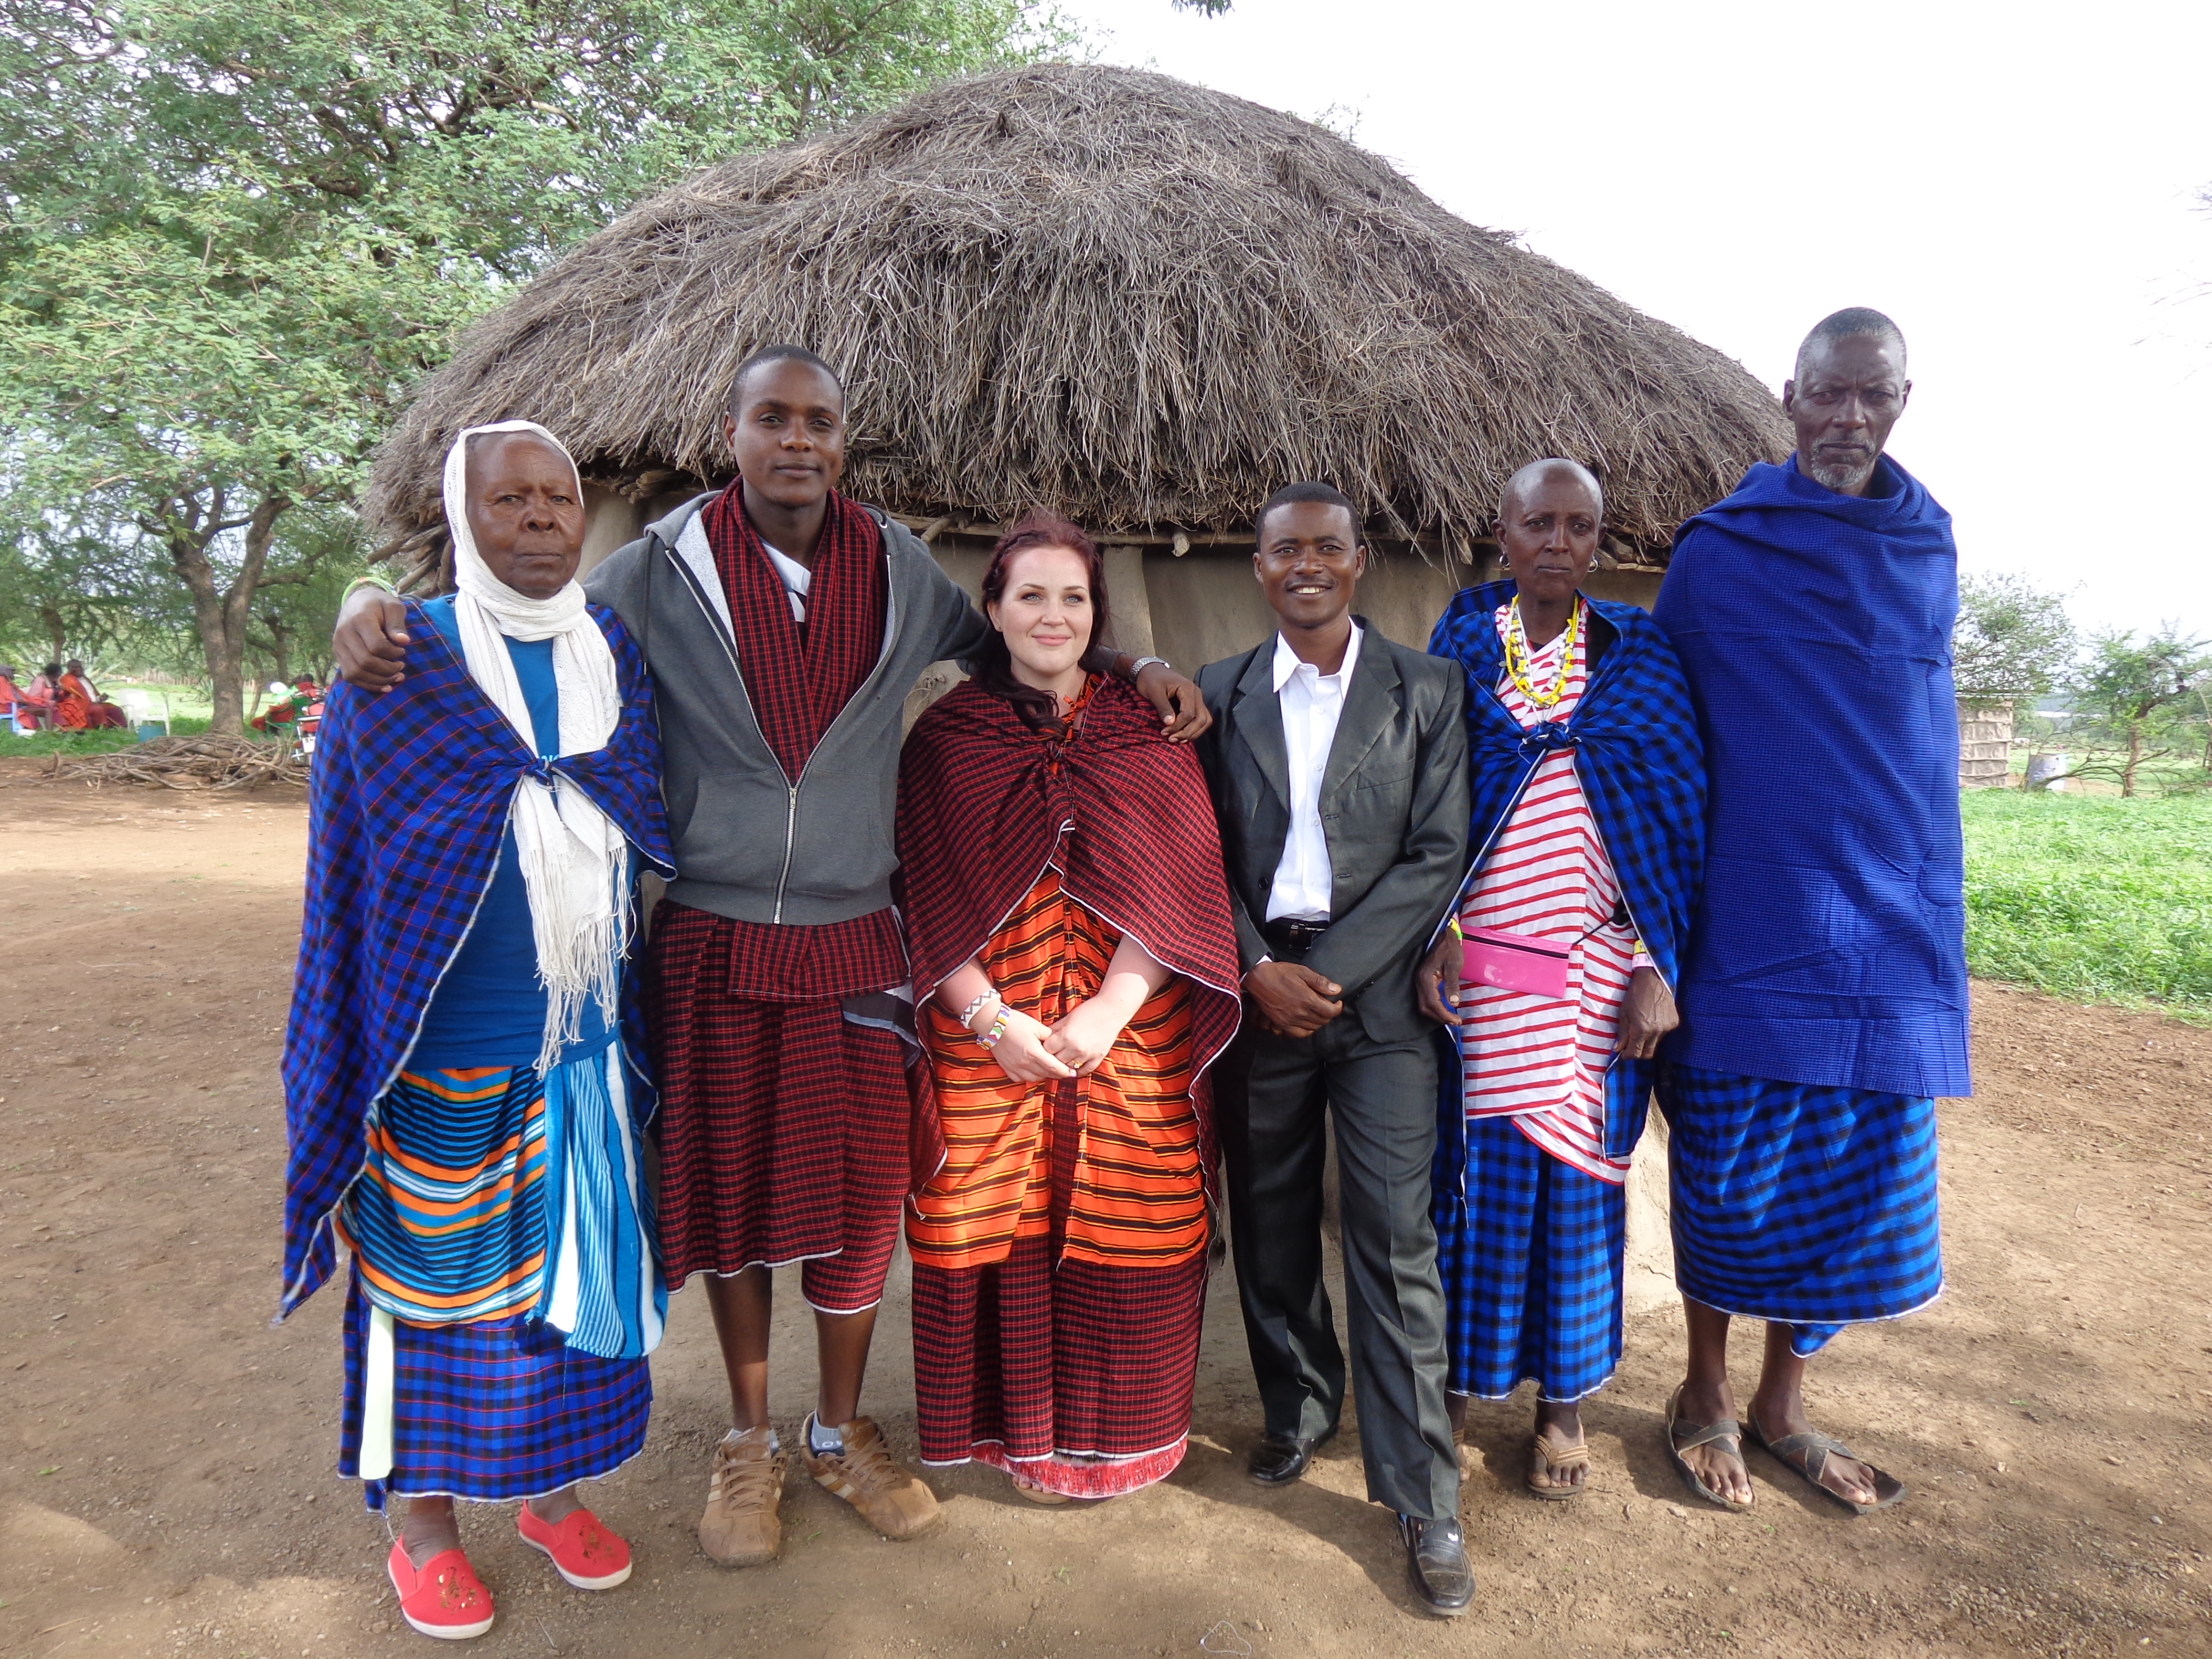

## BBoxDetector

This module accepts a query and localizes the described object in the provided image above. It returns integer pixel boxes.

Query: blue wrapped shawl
[1653,455,1971,1099]
[280,601,673,1319]
[1430,580,1706,993]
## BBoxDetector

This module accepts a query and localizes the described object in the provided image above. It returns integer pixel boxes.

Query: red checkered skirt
[649,907,911,1311]
[910,1235,1207,1498]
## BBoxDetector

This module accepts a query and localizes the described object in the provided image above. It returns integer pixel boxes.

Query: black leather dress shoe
[1399,1515,1476,1616]
[1246,1423,1338,1486]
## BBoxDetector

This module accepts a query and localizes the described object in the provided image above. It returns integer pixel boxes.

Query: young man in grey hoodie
[331,346,1208,1566]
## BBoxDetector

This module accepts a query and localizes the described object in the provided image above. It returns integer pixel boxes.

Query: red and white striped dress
[1457,600,1648,1184]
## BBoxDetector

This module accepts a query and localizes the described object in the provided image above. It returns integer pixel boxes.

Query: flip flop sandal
[1526,1433,1591,1502]
[1665,1384,1755,1513]
[1745,1417,1906,1516]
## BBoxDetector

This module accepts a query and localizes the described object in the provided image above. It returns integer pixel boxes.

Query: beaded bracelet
[977,1007,1011,1049]
[959,988,999,1028]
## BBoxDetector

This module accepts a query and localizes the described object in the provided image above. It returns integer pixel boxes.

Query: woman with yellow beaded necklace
[1414,457,1707,1507]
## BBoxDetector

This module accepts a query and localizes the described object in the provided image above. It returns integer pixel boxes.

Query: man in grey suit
[1197,481,1474,1617]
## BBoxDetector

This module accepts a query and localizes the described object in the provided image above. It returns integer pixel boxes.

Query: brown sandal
[1746,1415,1905,1515]
[1666,1385,1755,1513]
[1526,1432,1590,1501]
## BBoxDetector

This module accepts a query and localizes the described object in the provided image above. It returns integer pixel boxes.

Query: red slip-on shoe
[517,1503,634,1590]
[386,1540,496,1640]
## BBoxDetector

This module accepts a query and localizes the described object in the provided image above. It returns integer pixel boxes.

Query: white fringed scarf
[442,420,626,1073]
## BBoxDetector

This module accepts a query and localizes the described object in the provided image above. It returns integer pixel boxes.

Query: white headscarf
[442,420,625,1073]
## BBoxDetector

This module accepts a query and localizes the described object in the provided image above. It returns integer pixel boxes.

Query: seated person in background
[0,662,37,731]
[281,420,672,1641]
[60,661,127,729]
[19,664,58,729]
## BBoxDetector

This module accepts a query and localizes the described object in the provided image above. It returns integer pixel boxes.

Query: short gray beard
[1804,450,1879,493]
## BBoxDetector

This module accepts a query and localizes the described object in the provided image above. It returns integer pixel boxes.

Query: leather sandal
[1666,1384,1754,1513]
[1526,1431,1590,1501]
[1746,1413,1906,1515]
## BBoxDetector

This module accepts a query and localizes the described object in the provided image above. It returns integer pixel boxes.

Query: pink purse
[1461,928,1572,1001]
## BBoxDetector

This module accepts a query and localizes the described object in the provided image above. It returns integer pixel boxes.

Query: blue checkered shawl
[1428,581,1705,991]
[280,600,672,1321]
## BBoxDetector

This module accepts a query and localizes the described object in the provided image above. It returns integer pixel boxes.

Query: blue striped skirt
[1436,1115,1625,1402]
[338,1270,651,1510]
[1657,1064,1943,1356]
[334,1043,664,1507]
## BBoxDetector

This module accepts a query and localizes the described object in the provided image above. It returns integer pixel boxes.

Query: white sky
[1066,0,2212,638]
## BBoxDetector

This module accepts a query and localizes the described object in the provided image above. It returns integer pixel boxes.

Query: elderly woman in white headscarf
[281,423,673,1641]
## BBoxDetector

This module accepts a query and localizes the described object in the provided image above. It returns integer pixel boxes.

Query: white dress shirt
[1264,622,1363,922]
[762,542,811,622]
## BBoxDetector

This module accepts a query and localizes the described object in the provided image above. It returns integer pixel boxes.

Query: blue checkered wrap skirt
[337,1268,652,1511]
[1437,1116,1625,1402]
[1657,1064,1943,1356]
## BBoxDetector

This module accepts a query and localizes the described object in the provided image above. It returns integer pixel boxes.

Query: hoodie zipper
[664,526,903,924]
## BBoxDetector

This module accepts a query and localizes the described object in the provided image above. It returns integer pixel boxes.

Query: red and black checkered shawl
[699,484,904,997]
[896,675,1244,1182]
[702,484,887,779]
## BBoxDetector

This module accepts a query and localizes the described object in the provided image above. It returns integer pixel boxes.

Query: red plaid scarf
[702,485,887,780]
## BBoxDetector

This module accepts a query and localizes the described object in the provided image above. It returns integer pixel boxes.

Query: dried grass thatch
[365,62,1787,577]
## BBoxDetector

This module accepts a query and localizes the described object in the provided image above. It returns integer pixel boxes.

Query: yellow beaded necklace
[1503,597,1582,709]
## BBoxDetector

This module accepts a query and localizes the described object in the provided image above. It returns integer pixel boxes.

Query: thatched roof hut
[366,62,1787,668]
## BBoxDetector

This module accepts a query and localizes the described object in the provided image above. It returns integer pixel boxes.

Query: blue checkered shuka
[1657,1064,1944,1356]
[338,1269,653,1510]
[281,600,673,1323]
[1428,583,1705,1401]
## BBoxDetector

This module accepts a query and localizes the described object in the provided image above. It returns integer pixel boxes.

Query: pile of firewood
[37,733,310,791]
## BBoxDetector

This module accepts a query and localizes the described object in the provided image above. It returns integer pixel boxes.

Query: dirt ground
[0,781,2206,1659]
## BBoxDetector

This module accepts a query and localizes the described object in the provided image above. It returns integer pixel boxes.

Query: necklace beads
[1503,597,1581,709]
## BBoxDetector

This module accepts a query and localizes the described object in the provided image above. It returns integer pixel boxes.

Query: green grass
[0,716,222,758]
[1962,790,2212,1020]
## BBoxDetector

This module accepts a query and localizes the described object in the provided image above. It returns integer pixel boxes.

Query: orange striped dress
[908,868,1212,1498]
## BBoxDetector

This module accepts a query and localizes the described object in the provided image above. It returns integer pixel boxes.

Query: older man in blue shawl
[283,423,673,1639]
[1652,309,1960,1517]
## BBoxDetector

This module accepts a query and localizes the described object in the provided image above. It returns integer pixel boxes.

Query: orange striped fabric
[909,868,1207,1273]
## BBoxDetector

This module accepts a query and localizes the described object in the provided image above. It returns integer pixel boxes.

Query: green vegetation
[0,0,1060,730]
[1963,790,2212,1021]
[0,716,219,758]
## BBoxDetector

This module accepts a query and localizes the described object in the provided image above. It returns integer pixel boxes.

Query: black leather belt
[1261,917,1330,962]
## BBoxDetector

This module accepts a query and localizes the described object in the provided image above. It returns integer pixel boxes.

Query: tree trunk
[37,604,64,670]
[167,493,290,735]
[2123,720,2144,797]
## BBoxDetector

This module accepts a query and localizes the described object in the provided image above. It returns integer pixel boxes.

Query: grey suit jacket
[1196,621,1471,1046]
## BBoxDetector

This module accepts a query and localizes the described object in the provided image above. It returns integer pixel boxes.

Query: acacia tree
[2066,626,2211,797]
[1952,572,2076,704]
[0,0,1053,730]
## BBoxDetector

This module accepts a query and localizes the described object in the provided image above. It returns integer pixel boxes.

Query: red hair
[975,514,1114,735]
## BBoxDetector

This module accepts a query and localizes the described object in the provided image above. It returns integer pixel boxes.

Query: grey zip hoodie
[584,491,988,925]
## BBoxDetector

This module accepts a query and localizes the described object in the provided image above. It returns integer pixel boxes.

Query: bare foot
[1747,1396,1881,1508]
[1530,1400,1590,1495]
[1672,1380,1753,1508]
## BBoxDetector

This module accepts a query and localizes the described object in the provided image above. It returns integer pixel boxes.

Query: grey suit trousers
[1215,1010,1461,1522]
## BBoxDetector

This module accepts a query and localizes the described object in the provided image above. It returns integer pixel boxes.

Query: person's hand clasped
[984,1006,1075,1084]
[1135,661,1212,744]
[1614,965,1679,1059]
[1244,959,1342,1040]
[1043,996,1133,1077]
[1417,932,1462,1026]
[333,588,412,693]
